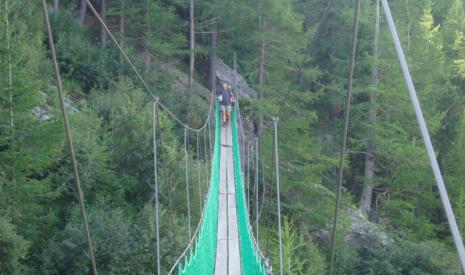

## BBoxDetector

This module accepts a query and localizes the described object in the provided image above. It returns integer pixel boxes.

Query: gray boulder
[215,59,257,99]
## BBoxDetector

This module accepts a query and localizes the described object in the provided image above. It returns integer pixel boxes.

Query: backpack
[229,91,236,105]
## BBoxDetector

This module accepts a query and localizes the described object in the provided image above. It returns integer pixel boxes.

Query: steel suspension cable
[328,1,361,274]
[152,101,161,275]
[184,128,192,240]
[273,117,284,275]
[85,0,215,132]
[255,137,259,242]
[41,2,98,274]
[381,0,465,270]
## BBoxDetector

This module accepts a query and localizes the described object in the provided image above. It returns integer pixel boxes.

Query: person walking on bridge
[218,82,235,127]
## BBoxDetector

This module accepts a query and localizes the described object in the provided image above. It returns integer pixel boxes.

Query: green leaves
[0,217,29,275]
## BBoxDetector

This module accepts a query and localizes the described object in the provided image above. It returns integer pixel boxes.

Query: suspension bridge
[40,0,465,274]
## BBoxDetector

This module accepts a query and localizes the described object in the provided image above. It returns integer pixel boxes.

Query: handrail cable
[152,101,161,275]
[233,108,269,270]
[273,117,283,275]
[41,2,98,274]
[167,107,220,274]
[184,128,192,239]
[85,0,215,133]
[328,0,361,274]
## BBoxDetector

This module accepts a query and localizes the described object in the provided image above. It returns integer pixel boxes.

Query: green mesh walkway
[179,105,220,275]
[231,108,267,275]
[177,105,267,275]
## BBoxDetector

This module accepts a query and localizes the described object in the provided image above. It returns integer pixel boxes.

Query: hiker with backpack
[218,82,235,127]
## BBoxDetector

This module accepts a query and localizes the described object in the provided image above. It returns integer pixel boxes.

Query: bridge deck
[215,124,242,275]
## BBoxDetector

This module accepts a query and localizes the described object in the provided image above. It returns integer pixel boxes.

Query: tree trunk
[255,16,266,137]
[53,0,59,11]
[5,0,15,185]
[119,0,125,70]
[209,27,217,91]
[361,0,380,217]
[119,0,124,44]
[188,0,195,93]
[329,27,339,123]
[79,0,87,25]
[100,0,107,47]
[143,3,151,76]
[258,16,266,86]
[144,41,151,76]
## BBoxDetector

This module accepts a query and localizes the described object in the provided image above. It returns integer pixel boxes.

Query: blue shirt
[219,89,232,106]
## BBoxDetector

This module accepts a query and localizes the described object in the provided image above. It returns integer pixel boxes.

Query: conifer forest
[2,0,465,274]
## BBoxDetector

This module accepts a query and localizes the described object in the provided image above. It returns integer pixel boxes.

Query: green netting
[231,107,267,275]
[179,105,221,275]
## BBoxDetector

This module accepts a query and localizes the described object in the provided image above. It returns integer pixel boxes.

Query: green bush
[0,217,29,275]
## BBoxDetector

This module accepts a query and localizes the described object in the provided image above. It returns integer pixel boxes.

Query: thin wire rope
[258,143,267,221]
[184,128,192,240]
[273,117,284,275]
[156,105,178,256]
[236,109,269,266]
[167,115,218,274]
[208,118,212,163]
[255,137,259,242]
[247,143,251,212]
[204,128,208,185]
[152,101,161,275]
[41,2,98,274]
[85,0,215,133]
[265,128,275,258]
[328,0,361,274]
[196,131,202,210]
[381,0,465,270]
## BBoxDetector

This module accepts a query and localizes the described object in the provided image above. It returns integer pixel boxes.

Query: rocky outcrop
[32,91,79,121]
[214,59,258,99]
[309,183,394,247]
[344,206,393,247]
[158,58,258,102]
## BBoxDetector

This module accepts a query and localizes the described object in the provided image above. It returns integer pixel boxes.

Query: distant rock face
[215,59,258,99]
[344,207,394,247]
[309,184,394,247]
[156,58,257,103]
[155,61,212,103]
[32,91,79,121]
[32,106,52,121]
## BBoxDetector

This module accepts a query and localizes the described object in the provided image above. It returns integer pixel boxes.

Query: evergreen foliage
[1,0,465,273]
